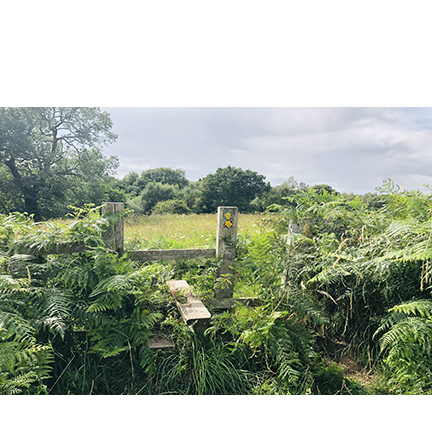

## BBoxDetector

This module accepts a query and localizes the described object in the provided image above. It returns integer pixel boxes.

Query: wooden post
[101,202,124,252]
[214,206,238,299]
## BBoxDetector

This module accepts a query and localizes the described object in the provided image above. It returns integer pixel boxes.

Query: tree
[251,176,309,212]
[309,184,339,196]
[199,165,271,213]
[0,107,118,220]
[140,182,179,214]
[152,198,192,214]
[137,167,189,190]
[118,171,140,196]
[0,165,24,214]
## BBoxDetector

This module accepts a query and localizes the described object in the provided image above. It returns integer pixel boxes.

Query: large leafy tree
[137,167,189,189]
[199,165,271,213]
[0,107,118,220]
[140,182,179,214]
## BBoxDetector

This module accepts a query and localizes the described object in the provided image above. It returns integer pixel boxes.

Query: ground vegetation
[2,178,432,394]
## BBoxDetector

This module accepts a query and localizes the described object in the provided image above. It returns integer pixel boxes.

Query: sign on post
[215,206,238,299]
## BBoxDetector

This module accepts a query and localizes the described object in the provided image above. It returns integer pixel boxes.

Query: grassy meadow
[123,213,273,250]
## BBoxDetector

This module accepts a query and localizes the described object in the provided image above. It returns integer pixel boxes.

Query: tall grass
[124,213,270,250]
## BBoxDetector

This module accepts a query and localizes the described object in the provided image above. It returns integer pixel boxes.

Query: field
[123,213,274,250]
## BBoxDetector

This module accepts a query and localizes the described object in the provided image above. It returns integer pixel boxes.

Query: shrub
[152,199,192,215]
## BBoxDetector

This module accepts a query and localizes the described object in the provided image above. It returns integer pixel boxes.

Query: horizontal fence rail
[128,248,216,262]
[13,243,87,256]
[13,245,217,262]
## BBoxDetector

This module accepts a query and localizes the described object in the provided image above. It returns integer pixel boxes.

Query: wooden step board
[148,336,175,352]
[207,297,262,310]
[167,280,211,326]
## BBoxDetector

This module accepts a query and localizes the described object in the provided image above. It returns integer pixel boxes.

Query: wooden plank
[14,245,216,260]
[207,297,262,310]
[148,337,175,351]
[14,243,87,256]
[129,248,216,262]
[167,280,211,326]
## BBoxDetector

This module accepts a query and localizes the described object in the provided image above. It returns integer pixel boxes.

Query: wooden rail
[22,246,217,263]
[13,243,87,256]
[129,248,216,262]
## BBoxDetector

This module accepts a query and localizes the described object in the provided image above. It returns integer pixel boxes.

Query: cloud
[101,107,432,194]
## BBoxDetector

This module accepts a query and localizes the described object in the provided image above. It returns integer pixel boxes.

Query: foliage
[136,167,190,190]
[152,199,192,215]
[4,178,432,394]
[0,270,54,394]
[149,329,252,395]
[0,205,172,394]
[140,182,180,214]
[209,305,317,394]
[251,176,309,212]
[0,107,118,220]
[267,181,432,394]
[199,165,271,213]
[374,299,432,393]
[119,168,189,201]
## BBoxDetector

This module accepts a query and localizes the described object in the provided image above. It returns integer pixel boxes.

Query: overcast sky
[5,2,432,198]
[100,107,432,195]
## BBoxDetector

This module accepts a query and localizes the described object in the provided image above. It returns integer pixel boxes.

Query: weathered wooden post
[101,202,124,252]
[214,206,238,299]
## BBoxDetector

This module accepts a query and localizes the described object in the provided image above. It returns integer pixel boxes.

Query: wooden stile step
[207,297,262,310]
[148,336,175,352]
[167,280,211,326]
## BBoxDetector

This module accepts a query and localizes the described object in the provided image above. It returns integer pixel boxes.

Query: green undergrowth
[3,184,432,394]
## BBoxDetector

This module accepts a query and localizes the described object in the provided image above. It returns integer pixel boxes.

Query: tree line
[1,107,386,220]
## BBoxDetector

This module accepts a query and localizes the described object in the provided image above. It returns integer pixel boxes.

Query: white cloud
[102,107,432,194]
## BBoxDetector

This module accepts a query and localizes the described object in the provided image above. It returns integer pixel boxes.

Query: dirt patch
[337,353,377,386]
[316,335,377,385]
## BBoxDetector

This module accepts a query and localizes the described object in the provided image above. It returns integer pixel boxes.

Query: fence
[16,202,244,305]
[13,202,256,349]
[101,202,238,300]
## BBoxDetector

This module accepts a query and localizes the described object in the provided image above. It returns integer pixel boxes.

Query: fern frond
[91,274,133,296]
[0,310,35,343]
[272,336,302,383]
[0,342,53,395]
[379,316,432,354]
[0,370,40,394]
[307,264,352,286]
[86,292,123,313]
[389,299,432,318]
[0,275,28,292]
[35,285,73,338]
